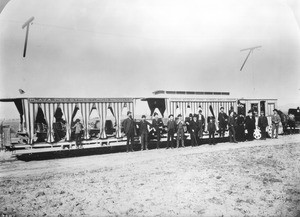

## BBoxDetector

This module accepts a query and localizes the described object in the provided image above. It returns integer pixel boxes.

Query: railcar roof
[0,97,139,103]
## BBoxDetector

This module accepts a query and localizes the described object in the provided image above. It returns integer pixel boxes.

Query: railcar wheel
[253,128,261,140]
[266,126,273,137]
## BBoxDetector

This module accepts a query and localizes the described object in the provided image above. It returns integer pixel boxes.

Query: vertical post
[23,24,30,57]
[22,16,34,58]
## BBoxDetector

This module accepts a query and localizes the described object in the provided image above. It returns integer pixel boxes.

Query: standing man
[73,119,84,149]
[176,114,185,148]
[236,114,245,142]
[258,111,268,140]
[245,110,255,141]
[198,109,205,142]
[271,109,281,139]
[138,115,151,150]
[218,107,228,138]
[152,112,164,149]
[228,111,238,143]
[166,114,176,149]
[185,114,193,135]
[190,115,199,147]
[228,106,235,117]
[207,117,217,145]
[123,111,135,152]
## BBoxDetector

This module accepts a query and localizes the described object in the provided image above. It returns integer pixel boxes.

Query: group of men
[218,107,282,143]
[122,109,212,152]
[122,107,283,152]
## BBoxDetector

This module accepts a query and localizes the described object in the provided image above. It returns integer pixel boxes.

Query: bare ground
[1,135,300,217]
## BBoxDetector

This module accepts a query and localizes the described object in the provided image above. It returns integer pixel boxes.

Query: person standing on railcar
[152,112,164,149]
[166,114,176,149]
[245,110,255,141]
[218,107,228,138]
[258,111,268,140]
[176,114,185,148]
[73,119,84,149]
[123,111,135,152]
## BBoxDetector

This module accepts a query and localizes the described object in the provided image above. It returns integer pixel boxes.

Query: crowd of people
[122,108,284,153]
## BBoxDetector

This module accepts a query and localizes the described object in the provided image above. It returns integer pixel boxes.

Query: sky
[0,0,300,118]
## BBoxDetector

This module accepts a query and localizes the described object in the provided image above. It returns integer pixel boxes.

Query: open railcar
[0,91,278,150]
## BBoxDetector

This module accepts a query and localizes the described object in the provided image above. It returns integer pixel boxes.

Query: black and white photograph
[0,0,300,216]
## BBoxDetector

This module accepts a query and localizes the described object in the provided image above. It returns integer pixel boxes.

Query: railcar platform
[10,132,232,161]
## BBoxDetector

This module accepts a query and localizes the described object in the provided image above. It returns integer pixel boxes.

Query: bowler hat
[142,115,146,118]
[127,111,131,115]
[169,114,174,118]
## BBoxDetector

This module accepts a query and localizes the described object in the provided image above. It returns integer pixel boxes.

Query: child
[207,117,217,145]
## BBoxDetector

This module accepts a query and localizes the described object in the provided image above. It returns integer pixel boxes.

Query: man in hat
[271,109,281,139]
[228,111,238,143]
[245,110,255,141]
[73,119,84,149]
[207,116,217,145]
[137,115,151,150]
[258,111,268,140]
[198,109,205,141]
[152,112,164,149]
[190,114,199,147]
[166,114,176,148]
[218,107,228,138]
[185,113,193,144]
[123,111,135,152]
[176,114,185,148]
[236,114,245,142]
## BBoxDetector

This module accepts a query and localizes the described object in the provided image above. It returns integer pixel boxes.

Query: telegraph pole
[240,46,262,94]
[22,16,34,57]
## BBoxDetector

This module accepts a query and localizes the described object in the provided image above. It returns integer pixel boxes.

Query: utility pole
[22,16,34,58]
[240,46,261,71]
[240,46,262,94]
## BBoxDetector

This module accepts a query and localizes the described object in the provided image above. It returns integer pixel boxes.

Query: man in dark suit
[218,107,228,138]
[258,111,268,140]
[198,109,205,141]
[166,114,176,149]
[176,114,185,148]
[123,111,135,152]
[207,117,217,145]
[236,114,245,142]
[228,111,238,143]
[152,112,164,149]
[138,115,151,150]
[245,110,256,141]
[190,115,199,147]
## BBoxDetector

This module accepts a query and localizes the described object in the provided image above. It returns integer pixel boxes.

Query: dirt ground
[1,134,300,217]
